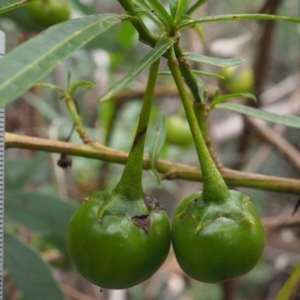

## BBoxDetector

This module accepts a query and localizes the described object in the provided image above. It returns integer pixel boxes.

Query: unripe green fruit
[220,66,254,93]
[67,192,171,289]
[172,190,265,283]
[166,115,193,147]
[27,0,70,28]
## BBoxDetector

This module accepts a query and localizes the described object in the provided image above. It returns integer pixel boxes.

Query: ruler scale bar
[0,30,5,299]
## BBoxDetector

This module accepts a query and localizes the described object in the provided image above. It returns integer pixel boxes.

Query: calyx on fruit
[172,190,265,283]
[171,63,264,282]
[67,59,171,289]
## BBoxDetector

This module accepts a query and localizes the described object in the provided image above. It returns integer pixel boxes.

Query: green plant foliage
[215,103,300,129]
[5,191,77,252]
[169,0,191,26]
[0,0,30,14]
[181,52,245,67]
[211,92,256,106]
[178,13,300,29]
[0,14,124,107]
[99,37,175,102]
[142,0,173,29]
[4,232,65,300]
[5,154,49,190]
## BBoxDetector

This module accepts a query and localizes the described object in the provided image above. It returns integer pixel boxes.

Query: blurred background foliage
[1,0,300,299]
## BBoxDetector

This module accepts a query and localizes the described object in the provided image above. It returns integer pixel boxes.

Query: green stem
[117,0,159,47]
[173,43,202,103]
[117,0,136,14]
[126,16,159,48]
[173,44,216,161]
[115,59,160,200]
[193,104,208,138]
[64,95,91,144]
[167,47,229,204]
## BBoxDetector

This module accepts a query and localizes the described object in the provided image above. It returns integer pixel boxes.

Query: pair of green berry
[67,186,265,289]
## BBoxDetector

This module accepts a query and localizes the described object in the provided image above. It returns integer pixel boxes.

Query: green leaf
[181,52,244,67]
[5,191,77,252]
[211,92,257,106]
[142,0,174,29]
[215,103,300,129]
[34,83,66,95]
[192,75,208,104]
[23,91,61,121]
[0,0,30,14]
[68,80,97,95]
[100,37,175,102]
[150,169,162,187]
[132,1,166,29]
[4,232,66,300]
[276,259,300,300]
[192,70,224,79]
[5,153,50,189]
[178,13,300,29]
[159,70,224,79]
[148,113,166,186]
[0,14,124,108]
[169,0,191,24]
[185,0,207,15]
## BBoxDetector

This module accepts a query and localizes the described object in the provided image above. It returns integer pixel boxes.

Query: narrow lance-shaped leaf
[185,0,207,15]
[99,37,175,102]
[181,52,244,67]
[0,13,125,107]
[23,91,61,121]
[169,0,191,24]
[211,92,257,106]
[5,191,77,252]
[193,75,207,104]
[5,153,50,189]
[0,0,31,14]
[4,232,66,300]
[215,102,300,129]
[178,13,300,29]
[68,80,97,95]
[142,0,174,29]
[148,113,166,186]
[192,69,224,79]
[159,69,224,79]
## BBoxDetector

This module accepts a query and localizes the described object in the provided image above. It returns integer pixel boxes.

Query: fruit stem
[115,59,160,200]
[167,47,229,203]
